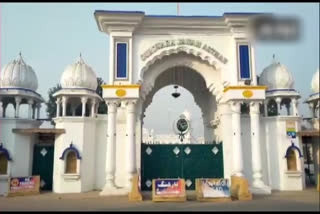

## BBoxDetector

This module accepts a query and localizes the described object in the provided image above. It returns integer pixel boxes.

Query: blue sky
[1,3,319,137]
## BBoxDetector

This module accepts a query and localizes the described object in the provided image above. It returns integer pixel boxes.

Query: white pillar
[308,102,315,118]
[62,96,67,117]
[125,99,137,188]
[81,97,88,117]
[0,100,3,118]
[91,99,96,118]
[15,96,22,118]
[275,97,282,116]
[102,100,118,191]
[230,101,244,177]
[250,101,271,194]
[36,103,41,119]
[56,97,61,117]
[264,99,268,117]
[27,99,34,119]
[292,98,299,116]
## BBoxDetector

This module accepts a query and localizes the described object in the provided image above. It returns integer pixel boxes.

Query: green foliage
[46,83,62,124]
[96,77,108,114]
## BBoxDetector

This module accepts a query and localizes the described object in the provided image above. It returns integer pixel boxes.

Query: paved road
[0,189,319,211]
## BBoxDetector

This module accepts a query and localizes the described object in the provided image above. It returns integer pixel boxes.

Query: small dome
[0,53,38,91]
[60,54,98,90]
[259,56,294,90]
[311,68,319,93]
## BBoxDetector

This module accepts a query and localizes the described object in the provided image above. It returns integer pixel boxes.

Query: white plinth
[250,185,272,195]
[99,186,130,196]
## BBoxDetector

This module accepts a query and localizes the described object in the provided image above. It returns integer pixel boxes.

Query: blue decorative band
[285,142,303,158]
[0,87,42,97]
[59,88,97,93]
[266,89,296,93]
[59,143,81,160]
[0,143,12,161]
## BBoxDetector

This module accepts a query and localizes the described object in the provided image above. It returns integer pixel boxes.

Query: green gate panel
[141,143,224,191]
[32,144,54,191]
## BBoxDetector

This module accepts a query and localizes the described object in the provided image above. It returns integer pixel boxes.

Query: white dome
[259,57,294,90]
[311,68,319,93]
[60,55,98,90]
[0,53,38,91]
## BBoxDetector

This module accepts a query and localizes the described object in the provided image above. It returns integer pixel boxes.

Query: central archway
[137,52,225,191]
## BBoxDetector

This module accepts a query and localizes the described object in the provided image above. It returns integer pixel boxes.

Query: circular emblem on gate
[11,178,19,187]
[115,89,126,97]
[176,118,189,134]
[242,90,253,98]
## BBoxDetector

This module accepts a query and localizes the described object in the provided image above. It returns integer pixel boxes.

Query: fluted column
[27,99,34,119]
[104,100,119,189]
[81,97,88,117]
[230,101,244,177]
[250,101,272,194]
[62,96,68,117]
[15,96,22,118]
[275,97,282,116]
[292,98,299,116]
[125,99,137,188]
[250,102,264,186]
[56,97,61,117]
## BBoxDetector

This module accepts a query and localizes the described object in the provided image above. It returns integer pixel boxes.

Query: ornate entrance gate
[140,143,224,191]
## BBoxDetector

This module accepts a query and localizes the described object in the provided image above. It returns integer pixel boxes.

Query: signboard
[196,178,232,202]
[286,121,296,138]
[152,179,186,202]
[8,176,40,197]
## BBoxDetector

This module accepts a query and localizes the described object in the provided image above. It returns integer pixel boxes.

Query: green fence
[141,143,224,191]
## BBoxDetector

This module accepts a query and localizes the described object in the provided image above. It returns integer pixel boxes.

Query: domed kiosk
[53,54,102,118]
[260,56,301,117]
[305,69,320,124]
[0,52,44,119]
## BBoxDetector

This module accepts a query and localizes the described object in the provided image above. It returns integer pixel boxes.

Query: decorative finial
[272,54,277,64]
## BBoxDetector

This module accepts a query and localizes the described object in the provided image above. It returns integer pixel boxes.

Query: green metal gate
[141,143,224,191]
[32,144,54,191]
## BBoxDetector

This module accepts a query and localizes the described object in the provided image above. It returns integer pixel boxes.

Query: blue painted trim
[239,45,251,79]
[94,10,145,14]
[0,143,12,161]
[116,43,128,79]
[0,87,42,97]
[266,89,297,93]
[94,10,268,18]
[309,92,320,97]
[146,15,224,18]
[285,142,303,158]
[59,88,97,93]
[59,143,81,160]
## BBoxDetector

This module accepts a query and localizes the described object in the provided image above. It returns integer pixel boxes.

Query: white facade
[1,10,316,197]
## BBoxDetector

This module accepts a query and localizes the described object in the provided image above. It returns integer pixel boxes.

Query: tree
[46,83,62,124]
[45,77,107,124]
[96,77,108,114]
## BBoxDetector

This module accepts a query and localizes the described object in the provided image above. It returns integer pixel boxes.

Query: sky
[0,3,319,139]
